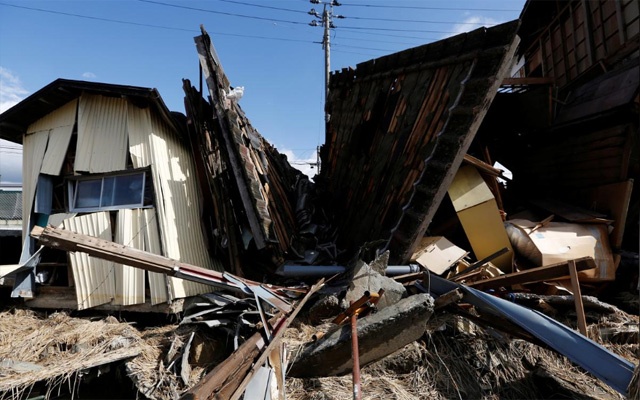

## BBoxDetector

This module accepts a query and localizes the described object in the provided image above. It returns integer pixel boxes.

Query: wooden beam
[468,257,596,290]
[501,77,555,86]
[568,259,588,336]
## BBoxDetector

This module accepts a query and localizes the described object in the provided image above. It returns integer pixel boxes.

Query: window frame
[66,168,152,213]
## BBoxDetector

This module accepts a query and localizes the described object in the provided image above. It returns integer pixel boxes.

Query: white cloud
[445,15,499,38]
[0,67,29,113]
[82,72,97,79]
[279,148,318,179]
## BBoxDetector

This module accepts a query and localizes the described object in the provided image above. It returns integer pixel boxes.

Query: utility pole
[309,0,343,125]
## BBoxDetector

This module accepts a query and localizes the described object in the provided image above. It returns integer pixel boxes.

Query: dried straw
[0,309,143,399]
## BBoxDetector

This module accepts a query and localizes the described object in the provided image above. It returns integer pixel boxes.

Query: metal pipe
[275,264,345,277]
[385,264,421,276]
[350,304,362,400]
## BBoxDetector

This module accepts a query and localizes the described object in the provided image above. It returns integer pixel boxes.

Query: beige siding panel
[28,99,78,133]
[40,99,77,175]
[21,131,49,238]
[127,103,222,300]
[142,208,169,304]
[113,209,146,305]
[63,212,116,310]
[127,105,169,304]
[76,94,128,173]
[148,112,222,299]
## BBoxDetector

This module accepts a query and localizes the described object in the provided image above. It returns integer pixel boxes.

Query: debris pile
[0,0,639,398]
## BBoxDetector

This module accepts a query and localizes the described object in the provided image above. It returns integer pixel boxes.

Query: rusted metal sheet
[320,21,521,264]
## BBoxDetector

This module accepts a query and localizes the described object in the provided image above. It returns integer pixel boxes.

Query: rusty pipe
[351,303,362,400]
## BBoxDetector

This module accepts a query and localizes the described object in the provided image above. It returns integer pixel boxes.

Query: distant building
[0,186,21,264]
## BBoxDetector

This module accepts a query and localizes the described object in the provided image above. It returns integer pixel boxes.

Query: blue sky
[0,0,525,184]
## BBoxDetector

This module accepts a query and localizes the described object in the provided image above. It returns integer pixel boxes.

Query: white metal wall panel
[113,209,146,305]
[21,131,48,238]
[40,99,77,175]
[141,208,169,304]
[63,212,116,310]
[76,94,128,173]
[127,105,169,304]
[148,112,221,298]
[127,103,222,301]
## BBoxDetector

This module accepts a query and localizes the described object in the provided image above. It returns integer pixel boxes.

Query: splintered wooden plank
[468,256,596,290]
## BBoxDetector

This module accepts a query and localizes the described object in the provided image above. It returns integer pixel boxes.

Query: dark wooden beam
[467,256,596,290]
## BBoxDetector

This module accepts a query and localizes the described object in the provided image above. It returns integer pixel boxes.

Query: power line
[339,2,520,12]
[138,0,309,26]
[211,0,307,14]
[0,2,197,32]
[0,2,314,43]
[346,15,493,25]
[339,25,457,34]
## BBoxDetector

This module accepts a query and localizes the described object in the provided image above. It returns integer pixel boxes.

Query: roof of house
[0,79,182,144]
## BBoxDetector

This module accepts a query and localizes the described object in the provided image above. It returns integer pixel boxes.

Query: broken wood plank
[434,288,464,309]
[229,279,325,400]
[468,257,596,290]
[568,259,588,336]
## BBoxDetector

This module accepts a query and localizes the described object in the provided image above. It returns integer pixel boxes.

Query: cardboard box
[506,219,615,282]
[448,165,514,272]
[411,236,468,275]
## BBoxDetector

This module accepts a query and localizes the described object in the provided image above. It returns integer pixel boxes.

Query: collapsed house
[0,0,638,398]
[0,80,222,310]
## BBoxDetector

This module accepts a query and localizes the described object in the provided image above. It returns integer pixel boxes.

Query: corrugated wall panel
[21,131,48,239]
[113,209,146,305]
[40,99,77,175]
[127,103,221,301]
[149,111,221,298]
[63,212,116,310]
[142,208,168,305]
[76,94,128,173]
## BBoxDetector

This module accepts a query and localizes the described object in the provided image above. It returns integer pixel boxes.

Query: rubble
[0,0,639,398]
[288,293,434,378]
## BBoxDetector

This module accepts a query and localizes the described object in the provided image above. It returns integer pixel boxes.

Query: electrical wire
[345,15,493,25]
[138,0,309,26]
[0,2,197,32]
[338,25,457,34]
[339,2,520,12]
[211,0,307,15]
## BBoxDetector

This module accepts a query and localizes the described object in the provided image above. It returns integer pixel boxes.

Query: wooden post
[568,259,588,336]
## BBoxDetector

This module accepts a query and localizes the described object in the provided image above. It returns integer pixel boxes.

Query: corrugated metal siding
[76,94,128,173]
[126,104,169,304]
[40,99,77,175]
[142,208,168,305]
[148,112,221,298]
[113,209,146,305]
[23,99,78,237]
[21,131,48,238]
[127,103,222,301]
[63,212,116,310]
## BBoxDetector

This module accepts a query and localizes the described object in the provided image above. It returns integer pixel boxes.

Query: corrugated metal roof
[63,212,117,310]
[0,191,21,220]
[76,94,128,173]
[0,79,179,144]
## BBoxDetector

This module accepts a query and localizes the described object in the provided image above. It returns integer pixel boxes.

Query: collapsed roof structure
[0,0,638,398]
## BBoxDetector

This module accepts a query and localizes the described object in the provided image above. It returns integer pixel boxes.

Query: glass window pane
[75,179,102,209]
[101,177,115,207]
[112,174,144,206]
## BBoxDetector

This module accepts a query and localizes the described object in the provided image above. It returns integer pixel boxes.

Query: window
[67,170,152,212]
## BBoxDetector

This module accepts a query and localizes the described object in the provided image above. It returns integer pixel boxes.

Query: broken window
[66,169,152,212]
